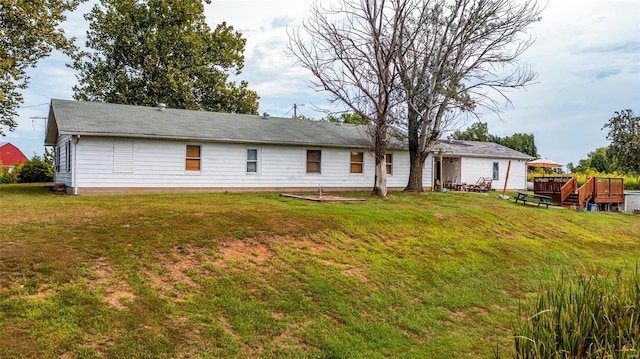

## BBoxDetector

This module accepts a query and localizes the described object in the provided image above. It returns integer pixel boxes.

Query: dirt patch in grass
[164,246,200,288]
[319,258,370,283]
[444,306,491,323]
[446,308,466,320]
[342,267,369,283]
[142,247,202,300]
[292,239,323,255]
[214,239,274,268]
[26,283,54,299]
[433,213,446,220]
[271,320,312,351]
[92,258,135,309]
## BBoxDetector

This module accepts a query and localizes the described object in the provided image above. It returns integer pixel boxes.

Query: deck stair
[562,192,579,207]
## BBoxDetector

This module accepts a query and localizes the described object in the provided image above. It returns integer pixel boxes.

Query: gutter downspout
[73,135,80,195]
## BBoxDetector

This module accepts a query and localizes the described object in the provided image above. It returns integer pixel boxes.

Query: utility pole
[293,103,304,118]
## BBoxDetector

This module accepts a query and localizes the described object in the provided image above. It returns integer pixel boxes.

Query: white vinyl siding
[69,138,423,191]
[459,157,526,190]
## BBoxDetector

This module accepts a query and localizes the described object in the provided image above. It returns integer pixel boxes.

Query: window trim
[306,149,322,174]
[350,151,364,174]
[246,147,259,174]
[185,144,201,172]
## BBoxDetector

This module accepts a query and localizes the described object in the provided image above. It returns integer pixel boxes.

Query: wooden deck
[533,176,624,209]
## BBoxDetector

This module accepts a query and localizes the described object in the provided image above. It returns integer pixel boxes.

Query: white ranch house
[45,99,532,195]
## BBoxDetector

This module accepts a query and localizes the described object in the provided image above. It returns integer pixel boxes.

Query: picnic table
[514,191,553,208]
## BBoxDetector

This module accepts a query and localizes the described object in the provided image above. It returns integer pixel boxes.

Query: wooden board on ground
[280,193,366,202]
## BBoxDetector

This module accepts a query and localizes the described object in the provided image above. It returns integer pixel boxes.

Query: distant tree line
[451,121,538,158]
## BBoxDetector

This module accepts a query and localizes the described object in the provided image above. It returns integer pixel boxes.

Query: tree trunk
[404,109,425,192]
[372,156,388,197]
[371,121,388,197]
[404,152,424,192]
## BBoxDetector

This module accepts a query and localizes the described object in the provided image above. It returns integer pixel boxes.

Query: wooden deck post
[502,160,511,196]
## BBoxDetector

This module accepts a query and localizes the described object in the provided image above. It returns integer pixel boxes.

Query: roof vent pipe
[336,118,344,126]
[262,112,270,119]
[158,103,166,112]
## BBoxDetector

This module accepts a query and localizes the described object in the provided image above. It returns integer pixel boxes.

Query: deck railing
[560,177,577,206]
[578,177,595,208]
[534,176,572,203]
[594,177,625,204]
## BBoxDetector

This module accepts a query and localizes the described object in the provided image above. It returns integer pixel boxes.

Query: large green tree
[603,109,639,175]
[501,133,537,159]
[452,122,495,142]
[73,0,259,114]
[0,0,83,135]
[567,147,610,174]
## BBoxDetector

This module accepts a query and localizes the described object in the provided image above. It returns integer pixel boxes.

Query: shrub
[508,267,639,358]
[17,155,53,183]
[0,167,19,183]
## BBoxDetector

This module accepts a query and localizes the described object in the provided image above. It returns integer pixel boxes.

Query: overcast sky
[6,0,640,169]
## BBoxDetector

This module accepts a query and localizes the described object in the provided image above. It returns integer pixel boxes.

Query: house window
[186,145,201,171]
[386,153,393,175]
[306,150,321,173]
[65,140,71,172]
[247,148,258,173]
[55,146,61,172]
[350,152,363,173]
[493,162,499,180]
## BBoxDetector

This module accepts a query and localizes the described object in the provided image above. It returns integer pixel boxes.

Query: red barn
[0,142,28,167]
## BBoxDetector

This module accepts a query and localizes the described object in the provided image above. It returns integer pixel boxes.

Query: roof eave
[59,131,379,150]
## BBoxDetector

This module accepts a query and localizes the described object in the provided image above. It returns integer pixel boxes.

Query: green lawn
[1,184,639,358]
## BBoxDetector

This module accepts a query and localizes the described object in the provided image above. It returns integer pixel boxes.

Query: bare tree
[288,0,411,197]
[397,0,542,192]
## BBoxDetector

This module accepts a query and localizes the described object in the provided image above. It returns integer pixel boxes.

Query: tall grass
[509,266,639,358]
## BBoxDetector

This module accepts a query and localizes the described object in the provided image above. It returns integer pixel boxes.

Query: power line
[21,103,49,109]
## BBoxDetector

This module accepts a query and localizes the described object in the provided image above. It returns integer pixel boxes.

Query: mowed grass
[1,184,639,358]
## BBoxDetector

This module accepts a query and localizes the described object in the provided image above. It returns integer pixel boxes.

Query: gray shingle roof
[433,139,532,160]
[46,99,372,148]
[46,99,531,160]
